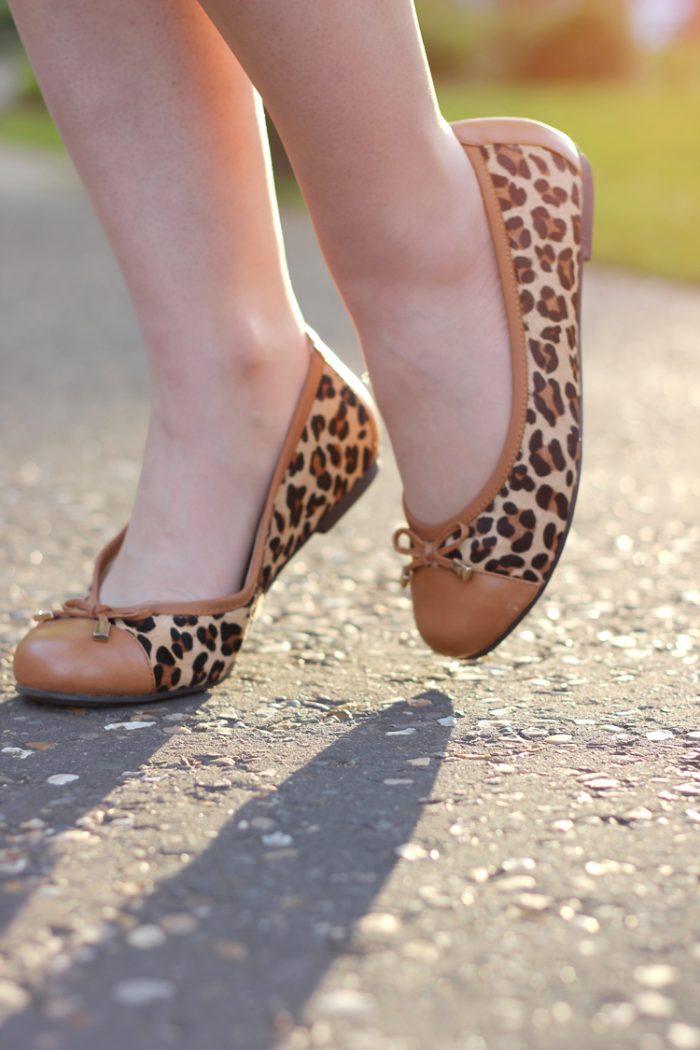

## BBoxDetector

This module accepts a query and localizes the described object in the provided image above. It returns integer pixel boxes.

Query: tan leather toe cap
[410,567,540,658]
[13,618,155,698]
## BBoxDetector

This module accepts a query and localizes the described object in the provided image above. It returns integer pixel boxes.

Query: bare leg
[9,0,309,604]
[199,0,511,525]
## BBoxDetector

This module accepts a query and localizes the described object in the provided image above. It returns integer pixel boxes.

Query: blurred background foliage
[415,0,636,81]
[1,0,699,283]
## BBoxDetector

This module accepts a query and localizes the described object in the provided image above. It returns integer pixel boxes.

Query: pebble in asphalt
[1,147,700,1050]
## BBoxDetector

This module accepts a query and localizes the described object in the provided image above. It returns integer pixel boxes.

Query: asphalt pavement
[2,145,700,1050]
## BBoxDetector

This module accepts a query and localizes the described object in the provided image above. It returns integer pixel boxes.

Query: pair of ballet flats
[13,117,593,706]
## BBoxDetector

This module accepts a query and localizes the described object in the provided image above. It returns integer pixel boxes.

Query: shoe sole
[448,151,594,662]
[19,459,380,708]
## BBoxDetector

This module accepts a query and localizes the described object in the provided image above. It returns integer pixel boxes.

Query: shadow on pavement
[0,690,215,935]
[1,694,454,1049]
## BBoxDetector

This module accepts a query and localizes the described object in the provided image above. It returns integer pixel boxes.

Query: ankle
[338,139,487,331]
[147,317,310,427]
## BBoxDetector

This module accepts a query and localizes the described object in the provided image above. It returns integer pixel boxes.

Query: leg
[198,0,511,524]
[9,0,309,603]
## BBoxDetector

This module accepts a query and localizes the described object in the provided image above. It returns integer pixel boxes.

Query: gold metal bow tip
[93,615,111,641]
[33,597,117,641]
[392,521,473,588]
[33,601,113,640]
[452,561,473,582]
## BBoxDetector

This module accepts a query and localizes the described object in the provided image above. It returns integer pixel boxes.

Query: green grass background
[0,107,62,150]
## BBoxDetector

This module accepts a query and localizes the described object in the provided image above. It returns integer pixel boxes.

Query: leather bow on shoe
[34,597,153,642]
[392,521,473,588]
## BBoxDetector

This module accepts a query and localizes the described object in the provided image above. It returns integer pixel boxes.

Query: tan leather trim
[403,141,529,541]
[410,567,539,658]
[84,334,326,617]
[86,526,128,605]
[450,118,581,171]
[13,618,156,696]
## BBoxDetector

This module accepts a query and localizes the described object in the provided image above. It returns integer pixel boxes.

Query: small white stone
[1,747,33,759]
[634,964,678,989]
[585,860,621,877]
[395,842,427,861]
[634,991,675,1018]
[494,875,537,892]
[552,819,575,832]
[437,716,455,727]
[105,721,156,731]
[668,1023,700,1050]
[408,757,431,768]
[502,857,537,873]
[646,730,674,742]
[546,734,573,744]
[609,635,637,648]
[466,867,491,884]
[624,807,654,821]
[112,978,175,1005]
[383,778,413,786]
[571,915,600,934]
[315,989,375,1019]
[126,925,166,949]
[355,913,400,939]
[0,979,30,1011]
[46,774,79,786]
[517,893,553,912]
[385,728,416,737]
[262,832,293,848]
[584,778,620,790]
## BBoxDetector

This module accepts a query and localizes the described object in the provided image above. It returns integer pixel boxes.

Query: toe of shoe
[13,618,155,699]
[410,567,540,658]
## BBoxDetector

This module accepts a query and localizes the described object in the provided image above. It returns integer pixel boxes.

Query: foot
[100,328,311,607]
[350,123,511,525]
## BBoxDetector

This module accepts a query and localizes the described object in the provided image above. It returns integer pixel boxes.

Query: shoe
[392,118,594,658]
[13,328,380,705]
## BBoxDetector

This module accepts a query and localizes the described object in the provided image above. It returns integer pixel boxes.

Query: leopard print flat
[13,329,380,705]
[392,118,594,658]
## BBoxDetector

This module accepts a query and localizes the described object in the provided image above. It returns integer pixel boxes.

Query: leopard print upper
[115,354,379,693]
[115,605,252,694]
[438,143,584,587]
[259,360,377,592]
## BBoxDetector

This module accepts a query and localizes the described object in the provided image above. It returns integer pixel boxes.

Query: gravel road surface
[2,146,700,1050]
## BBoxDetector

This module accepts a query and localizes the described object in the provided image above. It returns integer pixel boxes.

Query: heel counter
[451,117,581,173]
[259,342,380,589]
